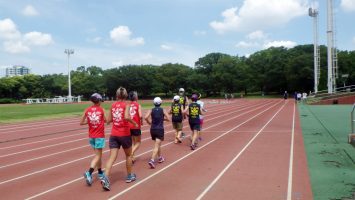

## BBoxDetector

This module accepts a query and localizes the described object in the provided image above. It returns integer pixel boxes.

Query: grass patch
[0,101,171,124]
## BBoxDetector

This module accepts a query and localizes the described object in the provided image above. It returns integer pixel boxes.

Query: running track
[0,99,313,200]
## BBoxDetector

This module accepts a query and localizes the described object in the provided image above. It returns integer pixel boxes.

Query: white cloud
[22,5,39,16]
[235,41,259,48]
[160,44,172,50]
[0,18,21,40]
[193,30,207,36]
[341,0,355,12]
[0,19,54,54]
[110,26,144,46]
[88,37,102,43]
[3,41,30,53]
[263,40,297,49]
[24,32,53,46]
[247,30,267,40]
[210,0,308,33]
[353,36,355,44]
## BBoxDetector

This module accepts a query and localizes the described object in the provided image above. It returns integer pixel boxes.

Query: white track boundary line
[195,101,287,200]
[107,101,282,200]
[286,102,296,200]
[0,102,239,150]
[1,101,270,185]
[24,101,278,200]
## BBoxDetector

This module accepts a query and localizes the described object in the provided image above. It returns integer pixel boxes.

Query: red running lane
[0,99,313,200]
[197,100,313,200]
[24,100,280,200]
[0,100,254,199]
[20,99,272,199]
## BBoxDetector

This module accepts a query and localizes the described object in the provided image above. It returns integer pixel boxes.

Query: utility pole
[64,49,74,101]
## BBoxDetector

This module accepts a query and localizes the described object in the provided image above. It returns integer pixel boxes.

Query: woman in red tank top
[100,87,138,191]
[128,91,143,163]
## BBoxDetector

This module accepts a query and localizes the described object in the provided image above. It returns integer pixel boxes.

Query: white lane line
[287,102,296,200]
[195,101,287,200]
[107,101,282,200]
[24,101,277,199]
[0,101,224,131]
[0,101,268,170]
[24,138,182,200]
[0,138,87,158]
[0,101,268,184]
[0,102,232,150]
[0,132,87,150]
[0,101,260,158]
[0,118,78,130]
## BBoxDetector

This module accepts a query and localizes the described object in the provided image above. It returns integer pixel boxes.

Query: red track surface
[0,99,312,200]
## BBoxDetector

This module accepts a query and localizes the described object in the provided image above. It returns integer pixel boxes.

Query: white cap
[179,88,185,93]
[153,97,162,105]
[173,95,180,101]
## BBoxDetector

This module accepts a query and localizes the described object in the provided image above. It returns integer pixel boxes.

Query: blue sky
[0,0,355,75]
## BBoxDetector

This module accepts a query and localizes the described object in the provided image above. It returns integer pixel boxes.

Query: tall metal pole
[64,49,74,100]
[327,0,334,94]
[309,7,320,93]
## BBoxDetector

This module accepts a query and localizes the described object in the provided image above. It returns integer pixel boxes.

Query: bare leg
[151,139,162,160]
[191,130,198,145]
[123,147,133,174]
[131,136,141,160]
[105,148,118,177]
[91,148,102,169]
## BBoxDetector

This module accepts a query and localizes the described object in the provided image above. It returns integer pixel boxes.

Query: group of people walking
[79,87,206,191]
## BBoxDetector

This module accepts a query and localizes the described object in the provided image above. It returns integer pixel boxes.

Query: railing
[23,96,81,104]
[307,85,355,104]
[351,103,355,134]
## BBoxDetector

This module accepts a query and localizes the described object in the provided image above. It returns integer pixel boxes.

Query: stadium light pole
[309,6,320,94]
[64,49,74,101]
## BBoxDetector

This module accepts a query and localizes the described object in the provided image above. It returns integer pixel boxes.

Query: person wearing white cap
[178,88,189,138]
[144,97,170,169]
[169,95,183,143]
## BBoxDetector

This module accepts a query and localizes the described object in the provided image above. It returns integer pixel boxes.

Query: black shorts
[130,129,142,136]
[150,129,164,141]
[109,136,132,149]
[189,123,201,131]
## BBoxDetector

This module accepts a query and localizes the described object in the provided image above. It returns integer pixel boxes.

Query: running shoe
[190,144,196,150]
[125,173,137,183]
[83,171,93,186]
[158,156,165,163]
[181,132,185,138]
[97,172,104,180]
[148,159,155,169]
[100,173,110,191]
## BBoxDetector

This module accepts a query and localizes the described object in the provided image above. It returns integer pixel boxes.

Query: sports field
[0,99,353,199]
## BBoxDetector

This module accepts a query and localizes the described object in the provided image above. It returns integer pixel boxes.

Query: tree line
[1,44,355,102]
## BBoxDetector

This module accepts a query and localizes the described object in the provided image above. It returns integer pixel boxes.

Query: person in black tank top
[184,93,201,150]
[169,95,183,144]
[144,97,170,169]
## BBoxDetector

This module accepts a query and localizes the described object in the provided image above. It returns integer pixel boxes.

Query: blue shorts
[89,138,106,149]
